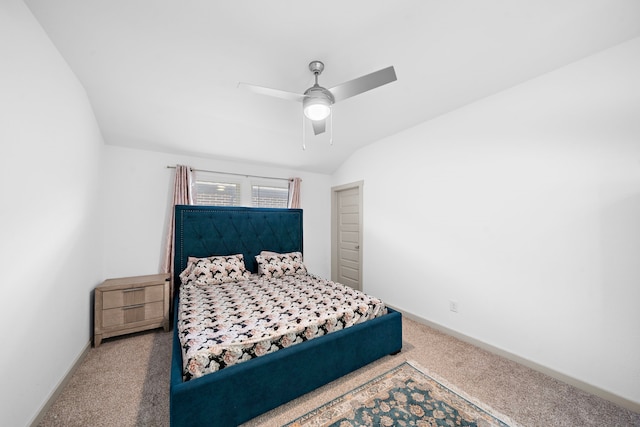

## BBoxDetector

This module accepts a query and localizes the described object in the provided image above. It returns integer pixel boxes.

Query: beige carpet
[38,318,640,426]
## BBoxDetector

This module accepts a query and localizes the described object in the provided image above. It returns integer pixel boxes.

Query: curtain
[162,165,194,275]
[288,177,301,209]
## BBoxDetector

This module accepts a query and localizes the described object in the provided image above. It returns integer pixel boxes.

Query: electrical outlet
[449,300,458,313]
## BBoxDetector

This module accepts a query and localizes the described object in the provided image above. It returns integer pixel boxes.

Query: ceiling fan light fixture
[304,103,331,121]
[303,100,331,121]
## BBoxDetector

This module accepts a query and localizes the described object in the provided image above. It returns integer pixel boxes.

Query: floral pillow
[179,254,251,285]
[255,251,307,278]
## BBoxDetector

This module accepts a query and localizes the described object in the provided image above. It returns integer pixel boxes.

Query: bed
[170,205,403,427]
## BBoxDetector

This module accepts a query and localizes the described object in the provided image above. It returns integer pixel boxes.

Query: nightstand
[94,273,170,347]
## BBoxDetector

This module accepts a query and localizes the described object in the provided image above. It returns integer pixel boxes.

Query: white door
[332,182,363,290]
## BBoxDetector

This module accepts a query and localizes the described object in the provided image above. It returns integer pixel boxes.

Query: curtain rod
[166,165,292,182]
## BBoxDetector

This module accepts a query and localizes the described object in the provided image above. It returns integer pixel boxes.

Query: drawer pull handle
[123,288,144,293]
[122,304,145,310]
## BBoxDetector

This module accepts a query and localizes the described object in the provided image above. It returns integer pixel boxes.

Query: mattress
[178,274,387,381]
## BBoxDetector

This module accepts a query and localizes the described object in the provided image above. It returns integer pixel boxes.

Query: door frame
[331,180,364,289]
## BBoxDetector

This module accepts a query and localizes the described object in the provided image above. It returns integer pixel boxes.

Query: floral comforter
[178,274,387,381]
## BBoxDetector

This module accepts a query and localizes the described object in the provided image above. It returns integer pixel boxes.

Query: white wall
[103,145,332,279]
[333,37,640,405]
[0,2,104,426]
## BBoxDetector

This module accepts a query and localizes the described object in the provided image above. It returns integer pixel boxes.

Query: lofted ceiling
[24,1,640,174]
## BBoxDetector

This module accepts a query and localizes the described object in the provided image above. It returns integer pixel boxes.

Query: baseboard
[393,305,640,414]
[29,340,92,427]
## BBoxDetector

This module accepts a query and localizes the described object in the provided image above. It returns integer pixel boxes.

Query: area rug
[284,361,521,427]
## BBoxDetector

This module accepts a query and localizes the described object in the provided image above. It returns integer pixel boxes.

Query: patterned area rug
[284,361,520,427]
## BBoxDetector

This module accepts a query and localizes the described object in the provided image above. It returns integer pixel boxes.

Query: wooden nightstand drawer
[94,273,170,347]
[102,300,165,327]
[102,284,164,309]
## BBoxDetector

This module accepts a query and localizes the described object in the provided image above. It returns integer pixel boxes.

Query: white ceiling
[25,1,640,174]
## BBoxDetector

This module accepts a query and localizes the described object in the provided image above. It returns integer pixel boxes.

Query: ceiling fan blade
[311,119,326,135]
[329,66,397,102]
[237,82,304,102]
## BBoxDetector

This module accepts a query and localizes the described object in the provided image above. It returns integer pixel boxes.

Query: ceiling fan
[238,61,397,139]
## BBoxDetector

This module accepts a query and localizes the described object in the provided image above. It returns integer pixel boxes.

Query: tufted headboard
[172,205,303,286]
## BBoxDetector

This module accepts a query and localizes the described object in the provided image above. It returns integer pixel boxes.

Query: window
[251,185,288,208]
[195,181,240,206]
[194,171,288,208]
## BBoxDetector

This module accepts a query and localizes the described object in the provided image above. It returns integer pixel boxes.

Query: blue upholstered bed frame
[170,205,402,426]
